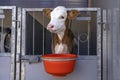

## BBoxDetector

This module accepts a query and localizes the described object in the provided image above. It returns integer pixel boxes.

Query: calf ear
[43,8,51,18]
[68,10,79,19]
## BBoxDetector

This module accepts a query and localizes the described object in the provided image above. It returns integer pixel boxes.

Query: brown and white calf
[43,6,78,54]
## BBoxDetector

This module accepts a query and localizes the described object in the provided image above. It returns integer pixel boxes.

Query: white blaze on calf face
[47,6,67,33]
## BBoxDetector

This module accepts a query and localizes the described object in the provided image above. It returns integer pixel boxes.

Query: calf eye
[59,16,64,19]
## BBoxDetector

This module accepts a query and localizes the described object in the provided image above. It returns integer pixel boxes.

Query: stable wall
[92,0,120,80]
[0,0,88,8]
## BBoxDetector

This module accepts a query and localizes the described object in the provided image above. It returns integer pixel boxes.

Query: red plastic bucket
[42,54,77,76]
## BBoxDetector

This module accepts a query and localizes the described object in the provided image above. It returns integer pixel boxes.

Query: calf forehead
[51,6,67,18]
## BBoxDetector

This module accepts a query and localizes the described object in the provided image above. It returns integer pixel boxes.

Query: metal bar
[15,7,22,80]
[24,8,99,12]
[0,6,16,10]
[42,12,45,55]
[11,20,19,80]
[112,8,120,80]
[0,53,10,56]
[87,19,90,55]
[10,6,17,80]
[102,9,107,80]
[22,9,26,56]
[78,32,80,56]
[107,9,114,80]
[19,55,40,63]
[97,8,102,80]
[21,8,26,80]
[32,11,35,55]
[0,19,4,52]
[86,11,91,56]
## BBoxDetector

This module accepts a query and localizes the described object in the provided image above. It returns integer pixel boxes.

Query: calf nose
[47,24,54,29]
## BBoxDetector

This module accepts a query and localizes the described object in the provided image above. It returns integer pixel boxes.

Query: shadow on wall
[26,13,52,55]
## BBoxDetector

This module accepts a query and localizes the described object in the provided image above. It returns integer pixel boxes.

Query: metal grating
[0,9,12,54]
[22,9,99,56]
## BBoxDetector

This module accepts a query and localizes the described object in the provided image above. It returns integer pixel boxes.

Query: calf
[43,6,78,54]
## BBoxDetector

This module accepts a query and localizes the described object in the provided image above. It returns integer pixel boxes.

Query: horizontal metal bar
[0,6,16,9]
[24,8,100,12]
[0,53,11,56]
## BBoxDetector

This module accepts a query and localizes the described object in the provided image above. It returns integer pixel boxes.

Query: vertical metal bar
[0,20,2,53]
[18,9,22,80]
[97,8,102,80]
[10,6,17,80]
[22,9,26,58]
[42,12,45,55]
[87,20,90,55]
[32,11,35,55]
[107,9,113,80]
[21,8,26,80]
[15,8,22,80]
[87,12,91,55]
[117,8,120,80]
[1,19,4,52]
[0,19,2,52]
[116,8,120,80]
[102,9,107,80]
[78,32,80,56]
[88,0,91,56]
[12,15,22,80]
[112,8,120,80]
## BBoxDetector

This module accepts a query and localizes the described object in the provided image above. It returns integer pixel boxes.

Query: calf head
[43,6,78,53]
[43,6,78,33]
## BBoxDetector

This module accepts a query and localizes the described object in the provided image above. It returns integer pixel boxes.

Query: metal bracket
[19,55,42,64]
[98,22,105,24]
[98,22,109,31]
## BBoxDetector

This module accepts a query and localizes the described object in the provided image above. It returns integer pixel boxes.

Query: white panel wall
[24,57,98,80]
[0,57,11,80]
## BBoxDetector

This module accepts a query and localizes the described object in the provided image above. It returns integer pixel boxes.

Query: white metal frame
[0,6,17,80]
[17,8,102,80]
